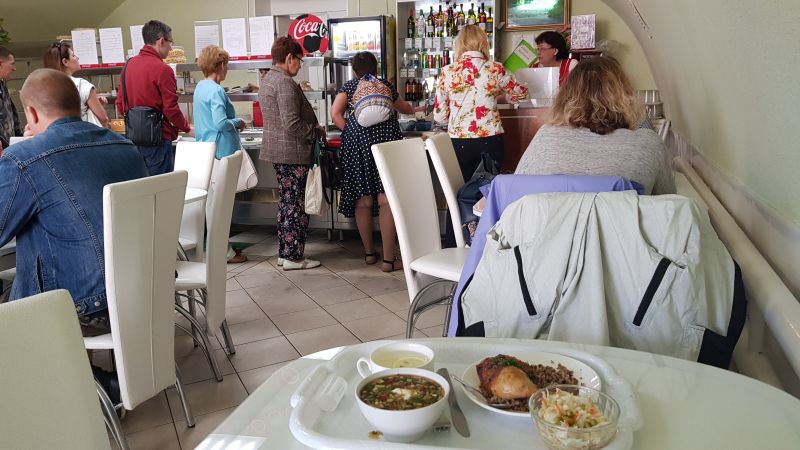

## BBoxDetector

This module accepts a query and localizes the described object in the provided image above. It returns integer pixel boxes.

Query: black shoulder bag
[120,57,163,146]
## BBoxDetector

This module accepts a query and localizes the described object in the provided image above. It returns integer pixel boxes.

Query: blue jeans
[137,140,175,176]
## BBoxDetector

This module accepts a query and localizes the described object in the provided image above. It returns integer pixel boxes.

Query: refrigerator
[328,16,396,83]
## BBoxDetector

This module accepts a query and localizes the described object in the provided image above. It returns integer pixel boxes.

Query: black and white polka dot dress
[338,77,404,218]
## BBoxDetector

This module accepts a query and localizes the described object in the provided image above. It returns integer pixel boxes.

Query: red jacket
[116,46,189,141]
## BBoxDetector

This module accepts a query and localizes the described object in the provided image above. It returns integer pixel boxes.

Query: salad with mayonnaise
[537,388,610,428]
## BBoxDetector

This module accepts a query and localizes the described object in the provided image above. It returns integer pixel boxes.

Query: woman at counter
[42,42,108,127]
[330,52,413,271]
[515,57,675,195]
[532,31,577,86]
[194,45,248,264]
[434,25,528,182]
[259,37,325,271]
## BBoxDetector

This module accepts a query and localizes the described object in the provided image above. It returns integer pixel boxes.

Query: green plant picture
[0,19,10,45]
[505,0,570,31]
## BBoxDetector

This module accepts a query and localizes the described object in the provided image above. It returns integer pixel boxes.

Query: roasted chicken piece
[477,354,538,400]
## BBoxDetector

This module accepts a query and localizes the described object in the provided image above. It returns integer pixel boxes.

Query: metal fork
[432,417,451,433]
[450,375,514,410]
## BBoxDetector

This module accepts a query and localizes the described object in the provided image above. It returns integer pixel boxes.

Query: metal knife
[437,368,470,437]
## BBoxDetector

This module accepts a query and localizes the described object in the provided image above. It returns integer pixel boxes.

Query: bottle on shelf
[407,9,415,38]
[435,5,445,37]
[486,7,494,38]
[457,5,466,31]
[421,50,427,69]
[447,5,456,37]
[427,6,436,38]
[416,9,427,41]
[404,79,411,101]
[468,3,477,25]
[479,3,487,31]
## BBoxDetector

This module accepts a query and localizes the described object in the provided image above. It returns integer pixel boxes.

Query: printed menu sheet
[570,15,596,50]
[130,25,144,55]
[194,21,220,60]
[71,29,99,67]
[249,16,274,59]
[99,28,125,65]
[222,18,248,59]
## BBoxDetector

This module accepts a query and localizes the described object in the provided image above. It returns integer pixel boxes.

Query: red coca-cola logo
[289,14,329,55]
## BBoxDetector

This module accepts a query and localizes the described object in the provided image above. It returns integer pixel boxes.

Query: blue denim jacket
[0,117,148,315]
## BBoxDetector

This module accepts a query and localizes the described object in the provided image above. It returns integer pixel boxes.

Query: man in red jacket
[116,20,192,175]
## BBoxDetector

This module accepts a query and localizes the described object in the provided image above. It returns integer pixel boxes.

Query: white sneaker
[282,258,321,271]
[277,258,284,266]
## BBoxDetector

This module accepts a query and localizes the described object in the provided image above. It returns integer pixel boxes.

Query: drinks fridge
[328,16,396,82]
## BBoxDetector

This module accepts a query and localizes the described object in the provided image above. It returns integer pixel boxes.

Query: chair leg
[175,365,196,428]
[441,283,456,337]
[406,280,457,338]
[175,304,224,382]
[220,319,236,355]
[96,381,129,450]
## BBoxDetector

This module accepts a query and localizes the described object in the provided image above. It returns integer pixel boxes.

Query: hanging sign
[288,14,329,55]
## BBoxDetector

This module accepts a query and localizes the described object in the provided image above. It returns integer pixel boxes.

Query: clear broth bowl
[529,385,619,450]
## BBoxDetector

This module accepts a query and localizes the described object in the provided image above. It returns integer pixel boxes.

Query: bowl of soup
[355,368,449,442]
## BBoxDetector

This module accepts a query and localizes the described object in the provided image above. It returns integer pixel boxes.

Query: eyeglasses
[293,54,304,66]
[536,46,555,52]
[163,37,174,45]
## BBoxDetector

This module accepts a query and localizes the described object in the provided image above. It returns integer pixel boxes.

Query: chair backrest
[205,151,243,332]
[104,171,187,409]
[425,133,466,248]
[174,141,216,190]
[372,138,442,294]
[0,290,110,450]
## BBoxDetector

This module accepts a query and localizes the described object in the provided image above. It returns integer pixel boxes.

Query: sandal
[381,258,402,273]
[364,252,379,265]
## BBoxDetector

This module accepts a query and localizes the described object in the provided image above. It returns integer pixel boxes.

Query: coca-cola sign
[289,14,329,55]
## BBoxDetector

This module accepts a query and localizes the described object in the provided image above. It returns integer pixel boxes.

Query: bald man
[0,68,147,332]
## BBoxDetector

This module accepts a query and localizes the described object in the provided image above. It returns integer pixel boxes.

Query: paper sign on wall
[130,25,144,55]
[194,21,220,60]
[71,29,99,67]
[570,14,596,50]
[249,16,274,59]
[99,28,125,65]
[221,18,248,59]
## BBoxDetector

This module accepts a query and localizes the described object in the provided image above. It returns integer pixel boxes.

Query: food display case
[327,16,396,82]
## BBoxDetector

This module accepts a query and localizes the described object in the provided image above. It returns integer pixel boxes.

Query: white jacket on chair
[460,191,745,366]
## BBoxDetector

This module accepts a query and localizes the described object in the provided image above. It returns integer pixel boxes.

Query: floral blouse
[434,51,528,138]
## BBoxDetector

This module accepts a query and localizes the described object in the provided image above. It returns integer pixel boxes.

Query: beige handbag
[236,149,258,193]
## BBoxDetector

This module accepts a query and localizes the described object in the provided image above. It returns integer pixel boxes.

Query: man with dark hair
[115,19,191,175]
[0,46,21,149]
[0,69,147,333]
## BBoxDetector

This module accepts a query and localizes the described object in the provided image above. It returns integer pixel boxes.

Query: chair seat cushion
[175,261,207,291]
[83,333,113,350]
[409,247,470,281]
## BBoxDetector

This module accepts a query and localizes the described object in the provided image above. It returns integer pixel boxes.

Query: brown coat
[259,67,318,165]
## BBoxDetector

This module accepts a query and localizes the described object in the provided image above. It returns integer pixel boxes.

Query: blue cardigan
[193,80,243,159]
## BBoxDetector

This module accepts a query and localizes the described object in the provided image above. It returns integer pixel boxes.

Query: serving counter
[497,101,552,172]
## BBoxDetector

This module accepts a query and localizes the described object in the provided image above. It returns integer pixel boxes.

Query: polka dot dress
[338,77,404,218]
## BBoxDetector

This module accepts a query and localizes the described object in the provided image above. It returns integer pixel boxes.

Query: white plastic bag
[304,164,324,215]
[236,149,259,193]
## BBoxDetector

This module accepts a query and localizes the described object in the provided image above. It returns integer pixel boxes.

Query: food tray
[289,340,643,450]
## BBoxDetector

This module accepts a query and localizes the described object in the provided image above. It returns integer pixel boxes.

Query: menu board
[194,21,220,60]
[221,18,248,59]
[570,14,596,50]
[249,16,274,59]
[71,29,99,67]
[130,25,144,55]
[99,28,125,65]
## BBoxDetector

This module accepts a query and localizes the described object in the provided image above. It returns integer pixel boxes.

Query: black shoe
[92,365,121,405]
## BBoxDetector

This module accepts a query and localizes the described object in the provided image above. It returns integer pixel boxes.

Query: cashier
[531,31,578,86]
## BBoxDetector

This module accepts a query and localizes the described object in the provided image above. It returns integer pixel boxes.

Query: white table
[184,187,207,205]
[198,338,800,449]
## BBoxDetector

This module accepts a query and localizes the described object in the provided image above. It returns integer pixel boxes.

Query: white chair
[174,141,216,262]
[175,151,243,381]
[0,290,110,450]
[84,171,195,449]
[425,133,467,248]
[372,138,470,338]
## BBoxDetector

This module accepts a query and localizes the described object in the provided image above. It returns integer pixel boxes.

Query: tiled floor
[110,226,447,449]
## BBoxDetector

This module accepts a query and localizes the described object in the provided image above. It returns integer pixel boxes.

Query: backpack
[351,74,394,128]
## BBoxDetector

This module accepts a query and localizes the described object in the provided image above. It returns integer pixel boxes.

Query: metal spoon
[450,375,515,410]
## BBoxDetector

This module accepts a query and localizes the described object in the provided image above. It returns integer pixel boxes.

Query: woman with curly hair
[515,57,674,195]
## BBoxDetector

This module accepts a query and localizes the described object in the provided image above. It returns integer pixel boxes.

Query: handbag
[319,145,343,191]
[120,57,163,146]
[236,148,259,193]
[304,141,325,215]
[457,152,499,244]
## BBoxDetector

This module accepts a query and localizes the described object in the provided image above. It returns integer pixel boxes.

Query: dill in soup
[359,374,444,410]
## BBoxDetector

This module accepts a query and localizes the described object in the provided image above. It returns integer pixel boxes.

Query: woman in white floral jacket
[434,25,528,181]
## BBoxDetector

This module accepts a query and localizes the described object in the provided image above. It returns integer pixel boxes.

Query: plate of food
[460,353,602,418]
